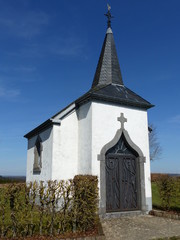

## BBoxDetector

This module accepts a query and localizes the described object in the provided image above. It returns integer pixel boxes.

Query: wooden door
[106,153,139,212]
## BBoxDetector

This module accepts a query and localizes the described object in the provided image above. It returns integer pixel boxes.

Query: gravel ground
[101,215,180,240]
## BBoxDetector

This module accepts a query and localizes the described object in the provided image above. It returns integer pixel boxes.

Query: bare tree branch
[149,124,162,161]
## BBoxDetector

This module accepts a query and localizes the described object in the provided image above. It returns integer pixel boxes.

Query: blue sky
[0,0,180,176]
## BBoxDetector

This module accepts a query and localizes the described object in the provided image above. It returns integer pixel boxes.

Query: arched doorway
[98,113,147,215]
[105,134,140,212]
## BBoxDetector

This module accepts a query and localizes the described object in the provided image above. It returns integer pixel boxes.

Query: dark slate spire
[91,5,123,89]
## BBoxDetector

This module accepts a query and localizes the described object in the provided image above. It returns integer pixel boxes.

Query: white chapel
[24,7,154,215]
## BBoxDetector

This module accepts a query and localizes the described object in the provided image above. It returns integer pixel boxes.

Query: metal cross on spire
[117,113,127,129]
[104,3,114,28]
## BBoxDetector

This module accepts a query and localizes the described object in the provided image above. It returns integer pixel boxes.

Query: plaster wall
[26,127,53,182]
[51,110,78,180]
[91,101,152,211]
[77,102,92,175]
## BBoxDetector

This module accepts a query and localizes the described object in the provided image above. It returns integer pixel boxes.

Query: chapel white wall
[91,101,152,211]
[51,110,79,180]
[77,102,92,175]
[26,127,53,182]
[51,102,93,180]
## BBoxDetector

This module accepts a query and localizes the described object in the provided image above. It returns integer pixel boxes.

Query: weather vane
[104,3,114,28]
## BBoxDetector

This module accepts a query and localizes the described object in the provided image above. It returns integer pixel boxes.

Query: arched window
[33,136,43,174]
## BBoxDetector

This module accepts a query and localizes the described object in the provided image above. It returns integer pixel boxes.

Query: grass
[152,182,161,206]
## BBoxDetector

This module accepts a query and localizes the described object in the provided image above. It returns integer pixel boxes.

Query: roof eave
[24,119,52,139]
[76,93,154,110]
[24,119,61,139]
[24,103,76,139]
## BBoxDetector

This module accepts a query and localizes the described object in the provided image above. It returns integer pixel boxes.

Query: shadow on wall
[27,127,52,150]
[76,102,91,121]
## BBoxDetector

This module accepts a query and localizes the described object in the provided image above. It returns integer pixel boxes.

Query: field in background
[0,176,26,184]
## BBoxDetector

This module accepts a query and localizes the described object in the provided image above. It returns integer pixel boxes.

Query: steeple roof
[89,6,153,109]
[24,6,154,139]
[92,27,123,88]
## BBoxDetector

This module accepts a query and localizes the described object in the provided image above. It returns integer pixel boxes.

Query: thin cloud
[13,66,36,73]
[0,65,36,73]
[6,43,45,58]
[43,35,85,57]
[0,86,20,100]
[169,115,180,124]
[49,42,83,57]
[5,38,85,59]
[0,10,49,38]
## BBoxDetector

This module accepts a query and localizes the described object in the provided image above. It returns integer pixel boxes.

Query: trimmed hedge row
[0,175,98,238]
[154,175,180,211]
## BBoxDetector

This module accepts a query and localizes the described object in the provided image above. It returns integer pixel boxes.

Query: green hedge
[0,175,99,238]
[73,175,98,231]
[152,176,180,211]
